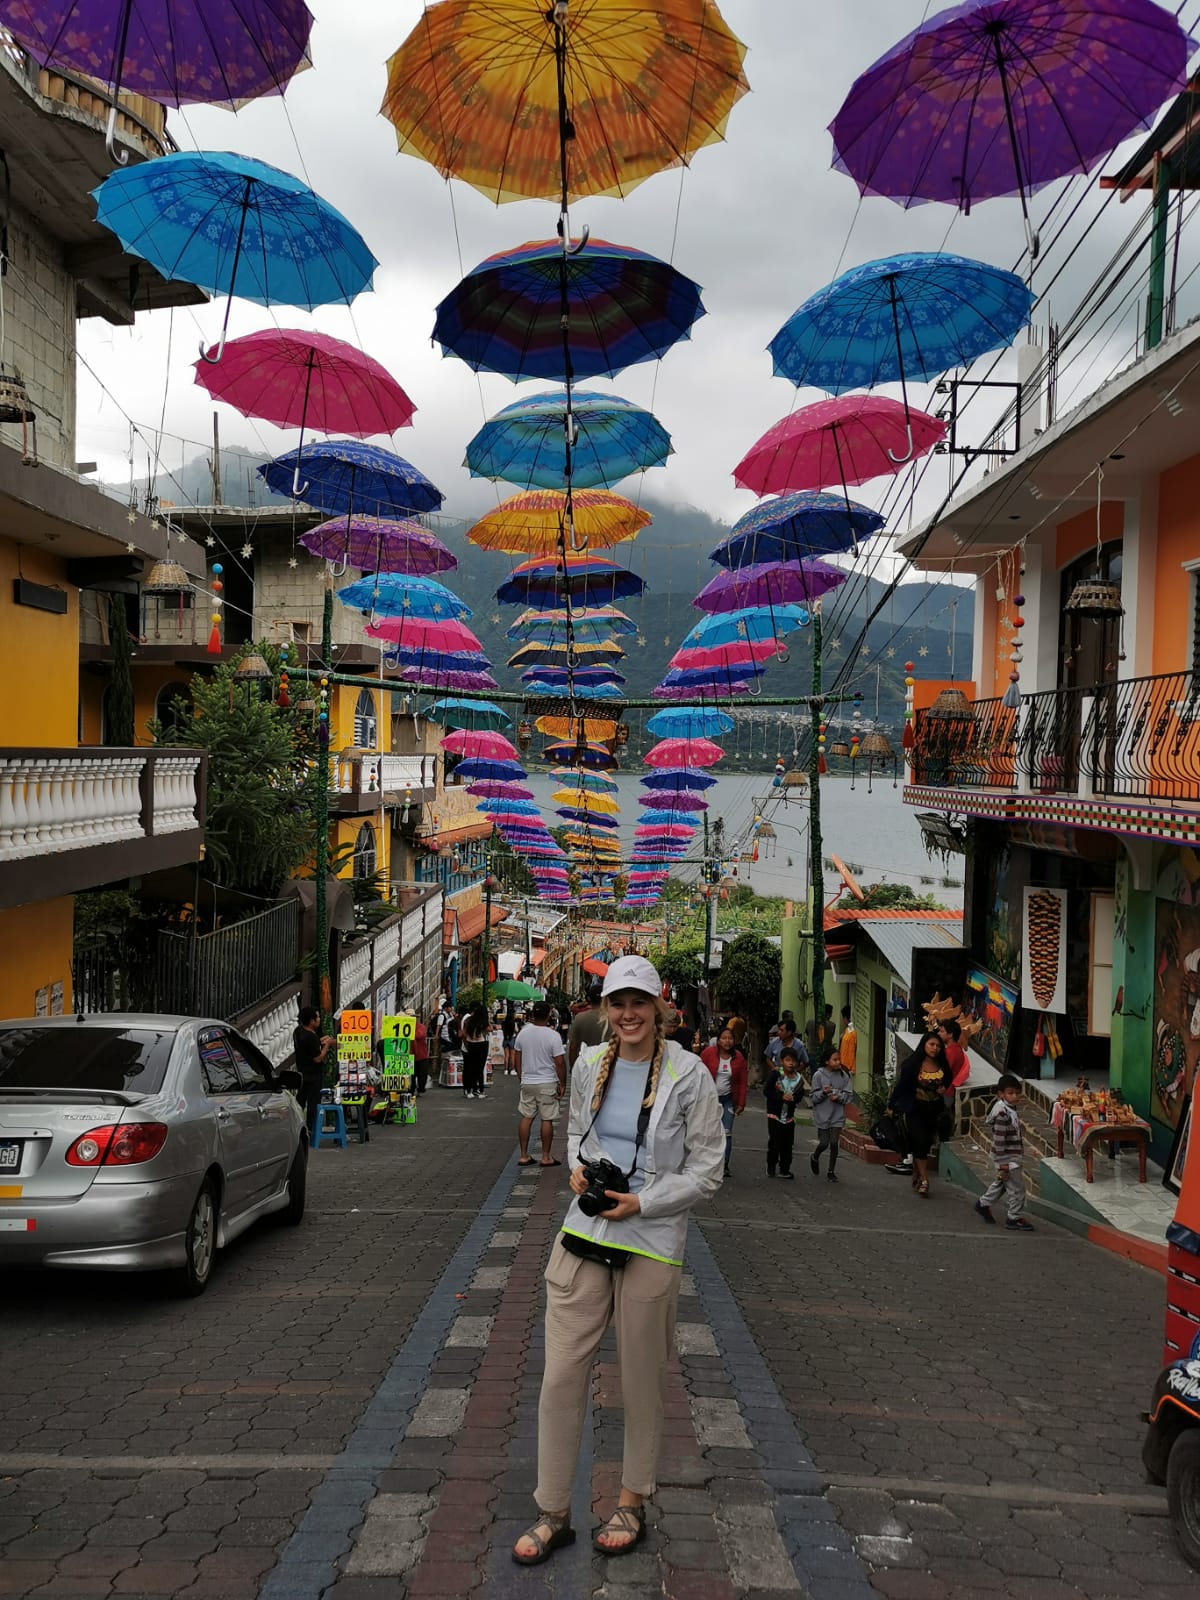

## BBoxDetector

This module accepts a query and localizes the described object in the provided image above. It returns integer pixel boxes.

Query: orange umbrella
[536,715,619,740]
[381,0,749,207]
[468,489,650,555]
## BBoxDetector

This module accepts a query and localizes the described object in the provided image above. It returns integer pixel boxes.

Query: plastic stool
[312,1103,348,1150]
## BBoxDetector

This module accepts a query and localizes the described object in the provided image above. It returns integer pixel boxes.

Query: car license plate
[0,1142,21,1171]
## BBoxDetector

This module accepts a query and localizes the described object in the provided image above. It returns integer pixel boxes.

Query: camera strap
[578,1058,656,1184]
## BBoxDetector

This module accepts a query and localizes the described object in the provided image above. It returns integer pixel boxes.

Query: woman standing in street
[887,1031,953,1197]
[459,1005,489,1100]
[512,955,724,1567]
[700,1026,747,1176]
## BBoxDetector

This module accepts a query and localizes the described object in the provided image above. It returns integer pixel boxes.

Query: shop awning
[457,903,509,944]
[419,818,494,853]
[528,948,547,968]
[582,956,609,977]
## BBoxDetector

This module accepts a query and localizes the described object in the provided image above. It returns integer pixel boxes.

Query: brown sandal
[512,1509,575,1566]
[594,1503,647,1556]
[917,1179,930,1197]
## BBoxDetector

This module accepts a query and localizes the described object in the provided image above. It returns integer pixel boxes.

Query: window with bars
[354,688,378,749]
[353,822,378,881]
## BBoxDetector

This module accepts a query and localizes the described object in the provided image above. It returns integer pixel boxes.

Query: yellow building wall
[333,812,389,882]
[132,665,195,745]
[79,673,104,745]
[0,898,74,1019]
[0,539,78,746]
[329,682,390,752]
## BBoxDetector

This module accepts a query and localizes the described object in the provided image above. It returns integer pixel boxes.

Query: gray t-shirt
[515,1023,563,1084]
[585,1057,650,1195]
[568,1006,608,1058]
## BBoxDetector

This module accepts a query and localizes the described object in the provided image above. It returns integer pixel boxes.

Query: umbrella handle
[104,103,129,166]
[197,328,229,365]
[748,677,763,697]
[886,419,914,465]
[776,648,790,664]
[566,223,590,257]
[331,556,349,578]
[291,468,309,498]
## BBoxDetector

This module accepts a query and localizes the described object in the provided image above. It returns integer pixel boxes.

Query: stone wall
[0,203,76,470]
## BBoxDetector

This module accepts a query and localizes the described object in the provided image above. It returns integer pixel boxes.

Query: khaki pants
[536,1237,681,1511]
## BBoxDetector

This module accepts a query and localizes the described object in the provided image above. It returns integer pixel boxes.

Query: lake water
[523,771,965,911]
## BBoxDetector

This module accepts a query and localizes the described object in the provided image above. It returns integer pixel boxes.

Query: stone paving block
[675,1323,720,1357]
[690,1398,753,1452]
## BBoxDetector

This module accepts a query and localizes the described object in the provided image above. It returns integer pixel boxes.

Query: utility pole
[1147,154,1173,350]
[809,604,826,1039]
[480,860,498,1014]
[210,412,222,506]
[314,574,333,1026]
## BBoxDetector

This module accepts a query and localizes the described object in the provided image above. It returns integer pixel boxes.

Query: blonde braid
[642,1020,666,1109]
[590,1034,620,1113]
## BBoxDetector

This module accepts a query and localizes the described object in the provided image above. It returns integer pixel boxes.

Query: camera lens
[577,1190,602,1217]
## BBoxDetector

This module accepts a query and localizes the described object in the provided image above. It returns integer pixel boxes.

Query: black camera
[577,1157,628,1217]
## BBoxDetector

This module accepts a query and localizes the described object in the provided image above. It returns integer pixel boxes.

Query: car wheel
[1167,1428,1200,1571]
[171,1177,218,1297]
[279,1145,307,1226]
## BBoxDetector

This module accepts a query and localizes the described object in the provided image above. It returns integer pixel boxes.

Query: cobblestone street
[0,1077,1191,1600]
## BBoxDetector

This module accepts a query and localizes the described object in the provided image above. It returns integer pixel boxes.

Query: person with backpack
[431,999,458,1082]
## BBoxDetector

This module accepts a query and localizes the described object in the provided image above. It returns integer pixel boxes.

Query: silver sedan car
[0,1015,307,1294]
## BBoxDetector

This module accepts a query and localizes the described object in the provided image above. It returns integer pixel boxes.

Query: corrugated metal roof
[859,917,961,979]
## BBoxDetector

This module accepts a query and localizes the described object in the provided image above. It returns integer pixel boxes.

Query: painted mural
[1152,848,1200,1129]
[963,965,1018,1072]
[983,841,1021,985]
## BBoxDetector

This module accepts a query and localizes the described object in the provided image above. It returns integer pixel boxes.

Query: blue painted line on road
[260,1149,522,1600]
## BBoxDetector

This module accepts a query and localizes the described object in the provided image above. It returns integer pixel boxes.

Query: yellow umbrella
[536,715,619,740]
[382,0,750,207]
[551,789,620,814]
[468,490,650,555]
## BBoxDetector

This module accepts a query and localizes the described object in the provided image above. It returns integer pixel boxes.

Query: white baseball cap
[601,954,663,1000]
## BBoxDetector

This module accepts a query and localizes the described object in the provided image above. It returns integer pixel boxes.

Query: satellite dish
[830,854,865,902]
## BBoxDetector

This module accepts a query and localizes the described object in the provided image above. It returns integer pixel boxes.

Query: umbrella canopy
[770,253,1035,396]
[367,616,482,653]
[339,573,471,621]
[466,391,671,490]
[555,769,619,793]
[646,738,724,769]
[497,555,645,607]
[545,740,616,768]
[433,238,704,382]
[509,605,639,641]
[659,665,765,694]
[300,516,454,576]
[397,665,499,692]
[536,715,619,740]
[640,767,719,791]
[426,697,511,731]
[479,804,542,822]
[262,440,442,517]
[440,729,517,761]
[714,490,884,567]
[524,679,626,701]
[381,0,749,205]
[474,494,650,557]
[734,395,945,496]
[652,679,755,701]
[551,789,620,815]
[638,808,701,828]
[195,328,414,436]
[645,709,734,739]
[94,152,374,357]
[682,606,810,643]
[670,641,777,672]
[696,561,848,613]
[637,790,707,813]
[453,757,527,783]
[385,649,491,678]
[489,978,542,1000]
[830,0,1193,218]
[508,638,625,668]
[557,807,619,830]
[465,780,533,801]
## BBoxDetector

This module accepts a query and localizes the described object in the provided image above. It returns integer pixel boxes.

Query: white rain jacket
[562,1038,725,1266]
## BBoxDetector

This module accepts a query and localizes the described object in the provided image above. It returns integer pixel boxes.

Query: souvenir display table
[1051,1091,1150,1182]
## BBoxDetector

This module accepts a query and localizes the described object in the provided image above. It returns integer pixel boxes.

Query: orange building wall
[1154,455,1200,675]
[0,897,73,1020]
[911,679,976,713]
[1055,501,1124,571]
[0,540,78,746]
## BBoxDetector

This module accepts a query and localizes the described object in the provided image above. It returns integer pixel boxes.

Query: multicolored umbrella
[300,516,454,576]
[466,391,671,490]
[681,607,810,644]
[640,767,719,791]
[637,791,708,813]
[696,561,847,613]
[652,679,755,701]
[830,0,1193,247]
[384,648,491,677]
[659,661,764,691]
[734,395,945,497]
[433,239,704,382]
[453,757,527,783]
[555,768,619,793]
[440,729,517,761]
[544,740,616,768]
[670,640,777,672]
[339,573,471,621]
[426,698,510,732]
[381,0,749,205]
[465,780,533,801]
[714,491,884,568]
[557,807,619,830]
[508,604,639,641]
[395,664,499,693]
[471,493,650,557]
[96,153,375,361]
[496,555,645,607]
[645,738,724,770]
[508,638,625,669]
[262,439,442,518]
[366,617,483,653]
[536,715,619,740]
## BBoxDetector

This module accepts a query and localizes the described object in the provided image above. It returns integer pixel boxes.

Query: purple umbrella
[636,790,708,813]
[830,0,1193,257]
[465,781,535,802]
[299,516,455,576]
[396,666,499,692]
[695,560,847,613]
[652,680,756,701]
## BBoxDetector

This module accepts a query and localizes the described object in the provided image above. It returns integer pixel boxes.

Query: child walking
[974,1074,1035,1232]
[810,1044,853,1182]
[764,1046,804,1179]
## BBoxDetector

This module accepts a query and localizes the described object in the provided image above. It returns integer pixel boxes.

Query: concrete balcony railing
[328,752,438,811]
[0,748,205,910]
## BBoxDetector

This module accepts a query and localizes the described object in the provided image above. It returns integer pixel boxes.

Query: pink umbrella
[299,516,455,576]
[645,738,724,769]
[465,781,535,801]
[441,729,517,760]
[696,560,847,613]
[366,617,483,653]
[669,640,777,671]
[196,329,416,493]
[733,395,944,497]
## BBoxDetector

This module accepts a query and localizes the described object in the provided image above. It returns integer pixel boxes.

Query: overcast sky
[76,0,1185,553]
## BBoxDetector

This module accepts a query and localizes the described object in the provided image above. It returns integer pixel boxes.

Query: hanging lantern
[861,730,895,760]
[927,688,974,720]
[614,722,630,748]
[143,559,190,595]
[1064,578,1123,619]
[517,720,533,752]
[234,652,272,682]
[829,740,851,758]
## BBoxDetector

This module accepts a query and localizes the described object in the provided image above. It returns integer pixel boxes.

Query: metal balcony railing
[910,696,1018,789]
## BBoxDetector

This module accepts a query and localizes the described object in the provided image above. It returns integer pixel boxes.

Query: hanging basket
[861,730,895,760]
[927,688,974,720]
[829,740,851,758]
[234,651,272,682]
[1064,578,1123,619]
[142,559,192,596]
[781,768,807,788]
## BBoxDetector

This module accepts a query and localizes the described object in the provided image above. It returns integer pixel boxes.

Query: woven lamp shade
[1064,578,1123,619]
[927,688,974,719]
[861,730,895,759]
[781,768,807,788]
[829,740,851,757]
[234,652,272,682]
[143,559,192,594]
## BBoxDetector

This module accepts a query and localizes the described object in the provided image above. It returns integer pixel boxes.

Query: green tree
[652,939,705,991]
[716,931,782,1036]
[154,649,315,900]
[836,882,946,912]
[106,595,135,746]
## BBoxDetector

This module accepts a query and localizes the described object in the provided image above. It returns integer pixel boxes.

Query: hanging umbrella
[770,253,1034,460]
[508,638,624,668]
[829,0,1193,258]
[466,780,534,801]
[386,649,492,679]
[366,617,483,653]
[433,238,704,382]
[441,729,517,761]
[646,709,734,739]
[8,0,313,160]
[381,0,748,205]
[95,153,376,362]
[338,574,471,621]
[555,768,619,793]
[640,767,719,791]
[524,680,626,701]
[545,740,616,768]
[196,329,415,492]
[536,715,619,740]
[652,679,755,701]
[473,494,651,557]
[714,490,884,568]
[497,555,645,607]
[696,561,848,613]
[520,665,627,688]
[646,738,724,769]
[300,516,454,576]
[684,607,810,645]
[557,808,619,830]
[638,792,708,814]
[261,440,442,517]
[670,640,777,672]
[466,391,671,490]
[639,809,701,829]
[453,757,527,783]
[426,698,511,731]
[481,806,543,825]
[509,605,639,641]
[659,662,766,692]
[551,789,620,814]
[734,395,945,497]
[398,667,499,692]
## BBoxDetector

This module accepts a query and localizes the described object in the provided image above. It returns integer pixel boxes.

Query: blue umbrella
[262,440,442,518]
[646,710,734,739]
[94,151,376,362]
[770,252,1034,460]
[714,490,883,568]
[465,391,671,490]
[556,808,619,830]
[384,648,489,675]
[337,574,471,620]
[659,662,765,691]
[524,681,626,701]
[681,607,810,649]
[425,697,510,730]
[640,766,720,790]
[454,757,527,783]
[477,799,541,817]
[638,809,699,828]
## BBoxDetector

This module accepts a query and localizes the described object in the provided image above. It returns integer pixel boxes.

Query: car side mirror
[276,1069,303,1094]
